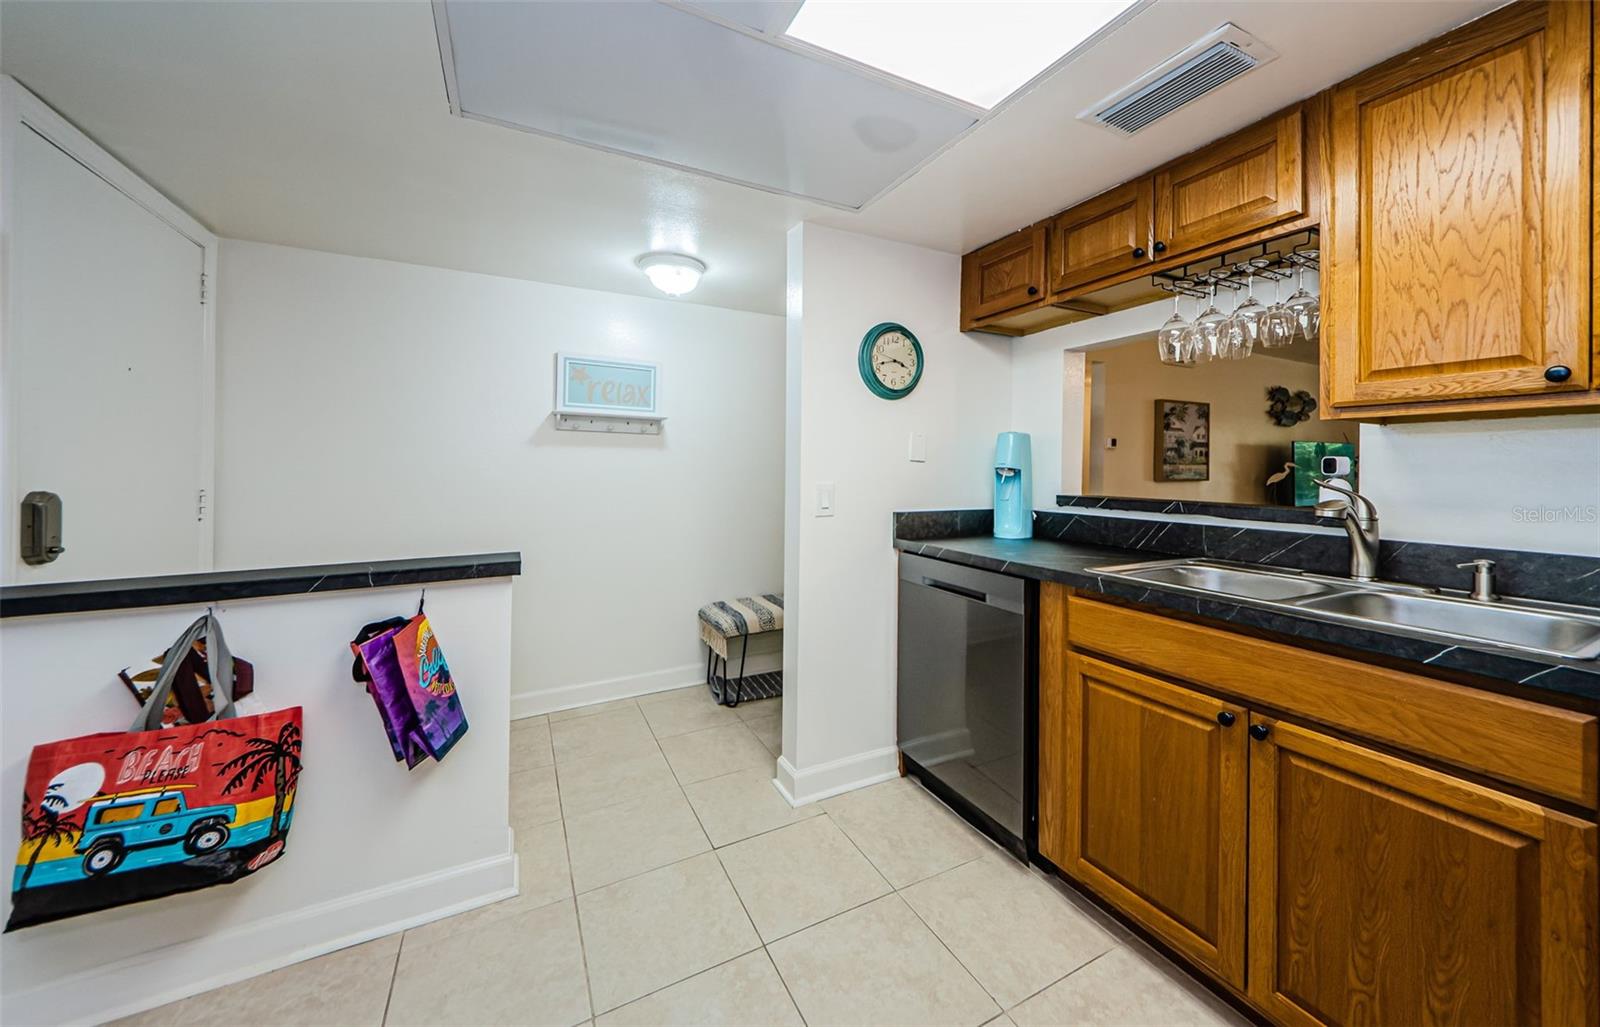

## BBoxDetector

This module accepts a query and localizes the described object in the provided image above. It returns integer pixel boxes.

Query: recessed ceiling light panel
[435,0,979,209]
[783,0,1138,109]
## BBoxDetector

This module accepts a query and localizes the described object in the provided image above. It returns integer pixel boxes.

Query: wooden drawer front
[962,225,1046,321]
[1049,179,1152,294]
[1153,106,1305,257]
[1065,654,1248,988]
[1249,718,1598,1027]
[1325,0,1591,407]
[1066,597,1599,808]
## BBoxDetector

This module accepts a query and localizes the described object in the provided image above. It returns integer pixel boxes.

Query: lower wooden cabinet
[1250,716,1598,1027]
[1061,655,1248,987]
[1039,589,1600,1026]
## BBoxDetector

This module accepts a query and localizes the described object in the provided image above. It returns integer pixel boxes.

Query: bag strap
[130,612,237,732]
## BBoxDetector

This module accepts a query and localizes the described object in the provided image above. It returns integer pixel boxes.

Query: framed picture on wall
[554,353,659,417]
[1155,399,1210,481]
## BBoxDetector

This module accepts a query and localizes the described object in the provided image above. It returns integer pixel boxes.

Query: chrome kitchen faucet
[1314,477,1380,581]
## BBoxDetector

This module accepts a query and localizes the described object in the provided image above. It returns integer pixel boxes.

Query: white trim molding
[773,746,900,807]
[5,842,516,1026]
[511,652,782,719]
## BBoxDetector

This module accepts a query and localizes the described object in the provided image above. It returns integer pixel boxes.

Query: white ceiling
[0,1,1502,317]
[438,0,980,208]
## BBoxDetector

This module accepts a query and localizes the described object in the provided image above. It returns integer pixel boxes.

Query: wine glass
[1193,280,1228,362]
[1261,272,1297,348]
[1156,291,1190,365]
[1285,263,1320,342]
[1227,271,1266,354]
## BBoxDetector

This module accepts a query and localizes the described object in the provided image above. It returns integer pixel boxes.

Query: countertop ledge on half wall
[891,516,1600,705]
[0,552,522,618]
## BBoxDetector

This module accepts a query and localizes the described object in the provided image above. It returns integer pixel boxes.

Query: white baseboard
[512,652,783,719]
[774,746,900,807]
[17,842,518,1027]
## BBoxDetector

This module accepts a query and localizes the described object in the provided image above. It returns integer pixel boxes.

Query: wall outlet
[908,432,927,463]
[815,482,835,517]
[1106,437,1118,449]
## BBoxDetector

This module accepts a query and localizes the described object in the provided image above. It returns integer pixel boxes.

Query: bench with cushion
[697,594,783,707]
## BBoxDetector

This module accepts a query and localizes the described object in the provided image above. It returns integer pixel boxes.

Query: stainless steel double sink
[1088,558,1600,662]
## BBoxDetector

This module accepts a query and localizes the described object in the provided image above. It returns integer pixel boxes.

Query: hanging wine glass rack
[1149,229,1320,298]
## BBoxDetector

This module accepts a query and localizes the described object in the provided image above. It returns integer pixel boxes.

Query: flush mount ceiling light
[783,0,1138,109]
[636,252,707,296]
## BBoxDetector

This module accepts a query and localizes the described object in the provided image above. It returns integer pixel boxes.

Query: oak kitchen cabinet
[1249,716,1598,1027]
[959,223,1046,322]
[1038,586,1600,1027]
[1058,653,1247,989]
[1323,0,1595,416]
[961,0,1600,421]
[1151,104,1306,261]
[1047,179,1154,295]
[962,98,1321,334]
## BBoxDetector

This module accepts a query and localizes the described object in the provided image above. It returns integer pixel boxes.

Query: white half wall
[1009,300,1600,555]
[782,223,1011,802]
[0,578,515,1025]
[215,241,785,715]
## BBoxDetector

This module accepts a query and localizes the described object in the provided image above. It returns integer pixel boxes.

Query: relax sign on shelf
[555,353,659,417]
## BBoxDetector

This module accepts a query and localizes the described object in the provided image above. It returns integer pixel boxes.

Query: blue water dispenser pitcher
[993,432,1032,539]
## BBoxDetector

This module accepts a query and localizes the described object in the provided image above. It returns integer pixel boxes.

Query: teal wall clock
[858,323,923,400]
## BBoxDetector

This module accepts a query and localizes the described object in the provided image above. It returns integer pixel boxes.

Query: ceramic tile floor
[111,686,1249,1027]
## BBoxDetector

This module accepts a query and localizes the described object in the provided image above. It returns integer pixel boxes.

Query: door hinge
[197,488,208,523]
[199,272,208,305]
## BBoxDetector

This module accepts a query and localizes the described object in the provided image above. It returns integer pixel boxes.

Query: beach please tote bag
[7,613,303,931]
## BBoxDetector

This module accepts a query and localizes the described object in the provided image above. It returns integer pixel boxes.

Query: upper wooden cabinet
[1249,717,1599,1027]
[962,99,1319,333]
[1048,180,1153,295]
[960,224,1046,323]
[1324,0,1593,410]
[1153,106,1305,258]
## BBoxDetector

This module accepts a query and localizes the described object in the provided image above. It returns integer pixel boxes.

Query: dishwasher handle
[921,577,989,604]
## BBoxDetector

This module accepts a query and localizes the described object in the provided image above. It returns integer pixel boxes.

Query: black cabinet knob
[1153,241,1168,254]
[1249,723,1271,741]
[1027,285,1039,296]
[1216,711,1236,727]
[1132,247,1147,259]
[1545,365,1573,383]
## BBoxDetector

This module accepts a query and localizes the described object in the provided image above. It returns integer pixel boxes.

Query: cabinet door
[1062,654,1247,987]
[961,225,1046,322]
[1049,179,1152,295]
[1248,717,1599,1027]
[1152,106,1305,257]
[1325,0,1592,407]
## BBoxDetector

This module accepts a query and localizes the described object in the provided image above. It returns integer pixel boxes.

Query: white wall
[216,241,786,715]
[1358,415,1600,556]
[1009,299,1600,555]
[780,224,1012,803]
[0,578,515,1025]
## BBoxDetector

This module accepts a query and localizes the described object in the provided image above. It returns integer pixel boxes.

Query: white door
[7,122,208,583]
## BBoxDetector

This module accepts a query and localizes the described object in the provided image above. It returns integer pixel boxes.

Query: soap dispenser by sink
[993,431,1032,539]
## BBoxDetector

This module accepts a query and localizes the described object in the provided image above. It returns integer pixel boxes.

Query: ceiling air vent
[1082,24,1278,135]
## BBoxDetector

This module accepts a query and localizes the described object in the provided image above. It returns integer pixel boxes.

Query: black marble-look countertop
[894,533,1600,706]
[0,552,522,618]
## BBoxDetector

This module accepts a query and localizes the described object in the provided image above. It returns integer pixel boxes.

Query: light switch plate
[908,432,927,463]
[816,482,835,517]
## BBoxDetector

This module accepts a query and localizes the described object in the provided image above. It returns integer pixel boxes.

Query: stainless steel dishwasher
[897,552,1035,859]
